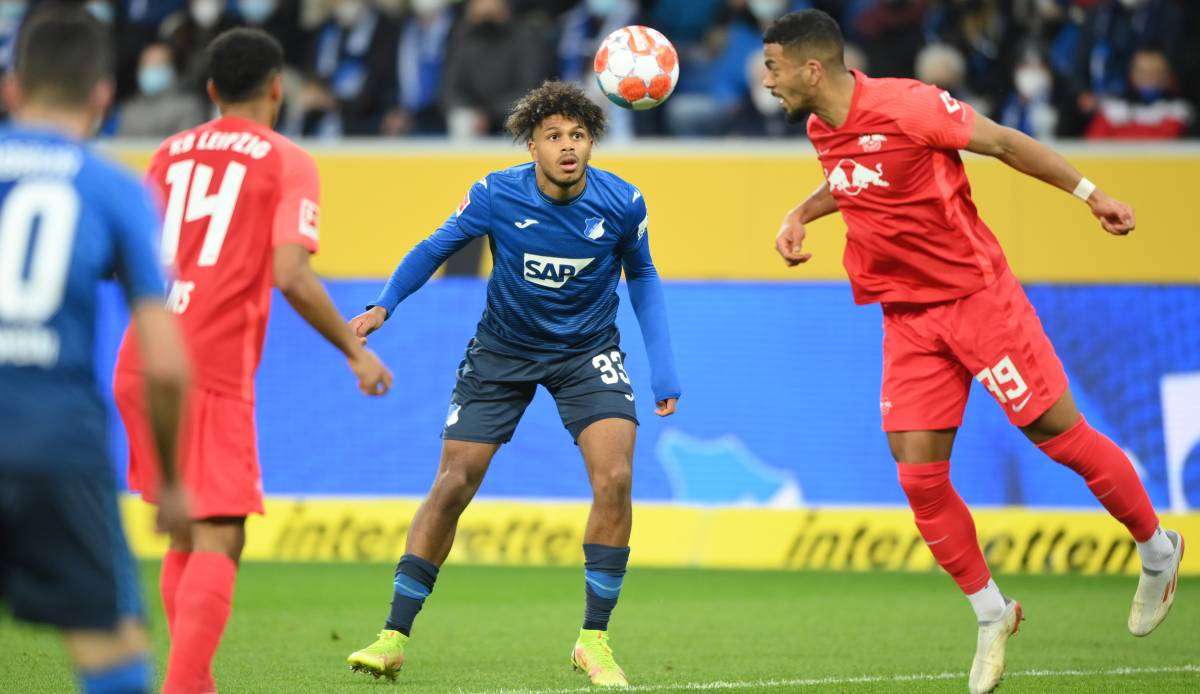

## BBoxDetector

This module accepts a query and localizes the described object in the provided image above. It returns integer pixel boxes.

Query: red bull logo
[858,134,887,152]
[825,158,890,197]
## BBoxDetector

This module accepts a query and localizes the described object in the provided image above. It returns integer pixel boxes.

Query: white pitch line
[471,664,1200,694]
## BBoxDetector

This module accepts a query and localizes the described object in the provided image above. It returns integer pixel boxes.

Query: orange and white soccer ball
[593,25,679,111]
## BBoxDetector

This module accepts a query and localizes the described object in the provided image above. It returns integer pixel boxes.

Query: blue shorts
[443,336,639,444]
[0,465,141,630]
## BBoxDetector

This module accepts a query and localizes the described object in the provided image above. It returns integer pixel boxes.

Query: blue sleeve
[619,191,681,402]
[370,178,491,317]
[110,173,166,305]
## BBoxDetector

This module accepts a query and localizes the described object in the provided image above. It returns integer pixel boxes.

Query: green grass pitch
[1,563,1196,692]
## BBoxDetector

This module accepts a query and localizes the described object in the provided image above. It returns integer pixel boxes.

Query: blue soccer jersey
[374,162,680,401]
[0,127,165,468]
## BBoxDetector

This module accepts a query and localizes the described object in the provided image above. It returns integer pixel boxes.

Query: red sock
[1038,417,1159,542]
[160,550,191,636]
[898,461,991,594]
[163,552,237,694]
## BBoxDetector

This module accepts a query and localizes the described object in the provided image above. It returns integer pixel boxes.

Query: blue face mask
[239,0,277,24]
[1135,87,1166,102]
[139,65,175,96]
[86,1,115,24]
[0,1,25,24]
[585,0,618,15]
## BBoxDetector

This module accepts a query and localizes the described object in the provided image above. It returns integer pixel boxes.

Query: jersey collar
[821,69,864,133]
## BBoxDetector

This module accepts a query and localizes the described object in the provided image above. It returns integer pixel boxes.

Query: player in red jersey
[113,28,392,694]
[762,11,1182,694]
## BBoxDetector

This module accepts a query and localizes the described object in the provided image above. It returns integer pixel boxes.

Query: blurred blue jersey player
[0,7,189,694]
[346,82,680,686]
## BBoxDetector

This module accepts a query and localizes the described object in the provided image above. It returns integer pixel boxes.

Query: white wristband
[1072,177,1096,202]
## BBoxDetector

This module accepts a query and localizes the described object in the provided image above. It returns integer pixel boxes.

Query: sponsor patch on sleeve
[299,198,319,240]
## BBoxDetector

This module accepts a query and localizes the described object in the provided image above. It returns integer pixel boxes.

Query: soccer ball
[593,26,679,111]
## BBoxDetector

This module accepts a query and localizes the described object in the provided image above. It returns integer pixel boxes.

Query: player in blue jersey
[0,8,189,694]
[346,82,680,686]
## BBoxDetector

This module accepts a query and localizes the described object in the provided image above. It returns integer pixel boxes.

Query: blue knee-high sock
[79,655,152,694]
[385,553,439,636]
[582,544,630,631]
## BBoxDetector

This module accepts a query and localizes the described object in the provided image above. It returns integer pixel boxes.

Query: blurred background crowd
[6,0,1196,140]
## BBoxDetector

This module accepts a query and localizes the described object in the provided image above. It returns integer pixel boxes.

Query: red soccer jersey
[116,116,320,401]
[807,71,1008,305]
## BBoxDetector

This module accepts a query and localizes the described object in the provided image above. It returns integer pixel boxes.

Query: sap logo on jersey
[826,158,889,196]
[524,253,594,288]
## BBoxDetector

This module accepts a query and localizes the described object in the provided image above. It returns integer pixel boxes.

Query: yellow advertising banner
[108,146,1200,283]
[120,496,1200,577]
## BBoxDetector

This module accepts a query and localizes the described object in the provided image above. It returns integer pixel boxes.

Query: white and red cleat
[1129,529,1184,637]
[968,598,1023,694]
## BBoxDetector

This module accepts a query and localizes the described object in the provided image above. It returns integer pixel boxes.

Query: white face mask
[747,0,786,23]
[334,0,365,27]
[1014,65,1051,100]
[411,0,446,15]
[191,0,223,28]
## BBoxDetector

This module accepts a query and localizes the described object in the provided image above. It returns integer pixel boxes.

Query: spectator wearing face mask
[997,50,1061,139]
[1073,0,1188,99]
[381,0,458,136]
[117,42,208,137]
[302,0,400,136]
[442,0,553,138]
[161,0,239,95]
[1086,47,1193,139]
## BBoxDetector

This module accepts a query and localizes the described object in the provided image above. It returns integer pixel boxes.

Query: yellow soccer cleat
[347,629,407,682]
[571,628,629,687]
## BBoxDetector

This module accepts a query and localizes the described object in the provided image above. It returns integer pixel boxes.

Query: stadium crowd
[3,0,1195,140]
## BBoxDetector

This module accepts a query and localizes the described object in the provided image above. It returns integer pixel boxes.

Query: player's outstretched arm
[965,115,1135,236]
[620,209,681,417]
[776,183,836,266]
[274,243,393,396]
[355,183,492,339]
[130,301,191,534]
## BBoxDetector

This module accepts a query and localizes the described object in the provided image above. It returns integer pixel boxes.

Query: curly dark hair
[504,81,607,143]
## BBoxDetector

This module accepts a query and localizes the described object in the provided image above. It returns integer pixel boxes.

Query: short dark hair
[505,81,607,142]
[763,9,845,66]
[206,28,284,103]
[15,4,113,107]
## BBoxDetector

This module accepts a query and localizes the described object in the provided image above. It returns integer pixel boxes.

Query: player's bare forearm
[966,116,1082,193]
[966,115,1135,235]
[794,182,837,224]
[130,301,189,485]
[276,244,394,395]
[776,184,832,266]
[275,247,361,359]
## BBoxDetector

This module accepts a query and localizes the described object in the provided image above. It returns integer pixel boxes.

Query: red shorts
[114,371,264,519]
[880,268,1068,432]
